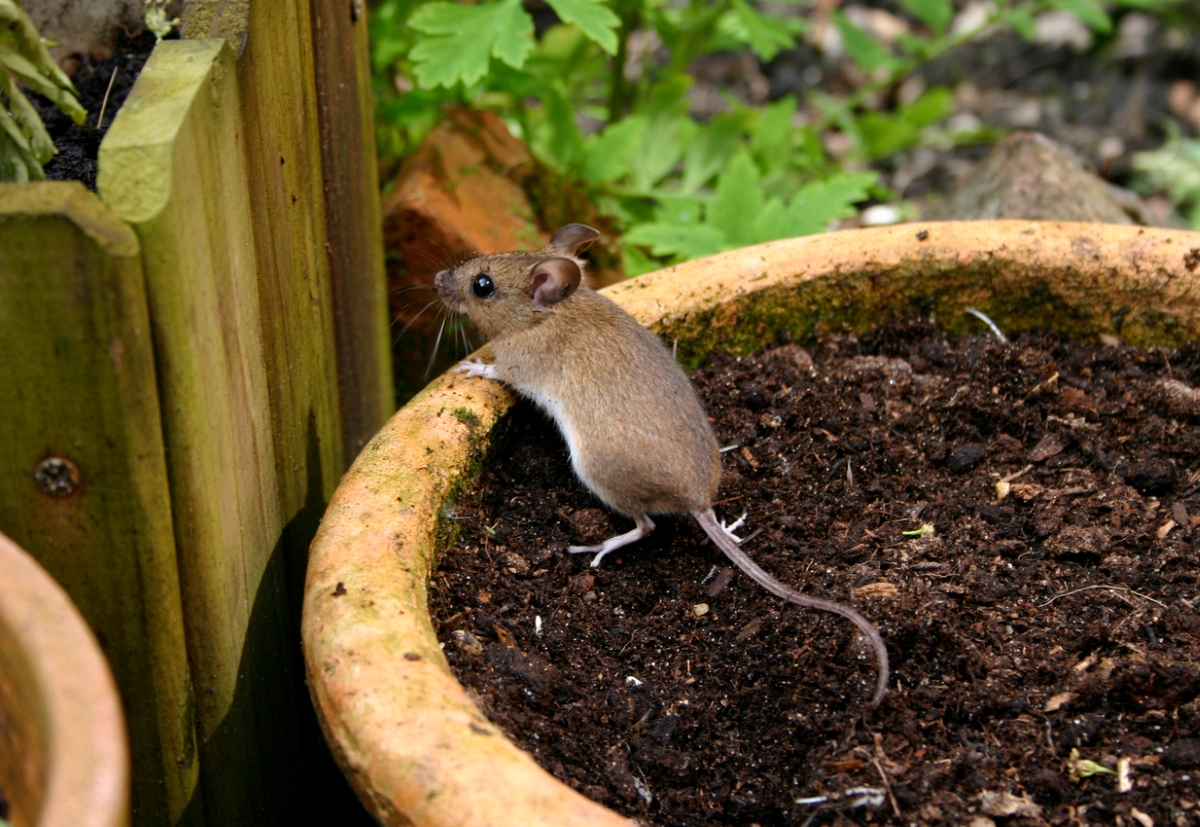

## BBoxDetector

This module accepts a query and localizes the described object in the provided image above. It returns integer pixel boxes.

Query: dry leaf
[492,623,516,647]
[825,758,866,772]
[740,445,758,468]
[1009,483,1045,501]
[1044,691,1077,712]
[452,629,485,656]
[855,581,899,599]
[1029,433,1068,462]
[978,790,1043,818]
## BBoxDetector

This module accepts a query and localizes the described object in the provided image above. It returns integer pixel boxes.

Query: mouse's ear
[545,224,600,257]
[530,258,582,311]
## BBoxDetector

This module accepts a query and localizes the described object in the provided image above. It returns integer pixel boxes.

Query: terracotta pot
[0,531,129,827]
[302,221,1200,827]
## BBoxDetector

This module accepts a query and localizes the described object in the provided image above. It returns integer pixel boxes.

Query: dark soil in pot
[32,28,160,190]
[432,319,1200,827]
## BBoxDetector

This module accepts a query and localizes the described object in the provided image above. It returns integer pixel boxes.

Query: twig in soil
[871,758,902,818]
[97,67,119,129]
[1037,584,1168,610]
[964,307,1011,345]
[737,527,763,545]
[871,735,903,818]
[1000,464,1034,483]
[795,786,885,827]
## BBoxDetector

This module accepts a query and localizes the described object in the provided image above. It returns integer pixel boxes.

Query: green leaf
[785,171,876,235]
[0,103,41,181]
[0,43,85,124]
[629,113,684,190]
[621,243,660,278]
[581,115,648,184]
[897,0,953,33]
[628,80,690,190]
[904,86,953,129]
[856,111,916,160]
[855,87,950,159]
[681,113,744,194]
[1048,0,1112,33]
[408,0,534,88]
[833,12,897,73]
[0,68,53,160]
[1001,6,1037,40]
[895,31,936,59]
[544,0,620,54]
[621,222,727,260]
[751,198,792,242]
[0,0,76,92]
[721,0,800,61]
[653,194,705,226]
[530,81,584,169]
[707,150,764,247]
[751,97,797,175]
[1110,0,1183,8]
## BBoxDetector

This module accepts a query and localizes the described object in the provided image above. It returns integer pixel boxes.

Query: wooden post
[312,0,397,463]
[101,5,390,814]
[98,40,309,826]
[0,1,392,821]
[0,182,200,827]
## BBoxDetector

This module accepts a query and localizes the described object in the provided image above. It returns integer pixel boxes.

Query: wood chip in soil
[432,319,1200,827]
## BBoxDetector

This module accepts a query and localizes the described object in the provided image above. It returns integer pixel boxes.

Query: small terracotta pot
[302,221,1200,827]
[0,531,129,827]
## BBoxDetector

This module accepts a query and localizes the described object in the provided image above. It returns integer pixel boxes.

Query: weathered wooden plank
[312,0,396,461]
[97,40,305,826]
[218,5,372,818]
[0,181,200,827]
[221,0,347,509]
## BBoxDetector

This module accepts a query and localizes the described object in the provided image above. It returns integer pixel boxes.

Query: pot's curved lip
[0,531,130,827]
[303,221,1200,827]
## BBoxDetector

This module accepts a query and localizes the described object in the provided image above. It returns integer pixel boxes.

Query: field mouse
[435,224,889,705]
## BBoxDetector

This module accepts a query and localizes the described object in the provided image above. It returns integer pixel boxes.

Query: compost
[432,319,1200,827]
[32,29,159,190]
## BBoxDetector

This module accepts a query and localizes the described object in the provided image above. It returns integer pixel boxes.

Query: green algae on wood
[311,0,396,464]
[602,222,1200,370]
[98,13,392,819]
[0,181,199,827]
[99,39,304,826]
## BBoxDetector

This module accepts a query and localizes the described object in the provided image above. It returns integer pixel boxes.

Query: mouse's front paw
[454,358,499,381]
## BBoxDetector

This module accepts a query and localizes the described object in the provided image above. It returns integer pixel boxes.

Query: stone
[925,131,1143,224]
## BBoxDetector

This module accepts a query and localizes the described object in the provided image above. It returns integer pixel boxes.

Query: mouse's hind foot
[568,514,656,567]
[717,511,748,542]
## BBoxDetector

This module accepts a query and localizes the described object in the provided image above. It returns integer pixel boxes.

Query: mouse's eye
[470,273,496,299]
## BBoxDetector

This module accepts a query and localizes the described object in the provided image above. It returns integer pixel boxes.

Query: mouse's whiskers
[427,309,454,379]
[390,298,443,354]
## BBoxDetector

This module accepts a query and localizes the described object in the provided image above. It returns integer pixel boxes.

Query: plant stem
[608,0,640,122]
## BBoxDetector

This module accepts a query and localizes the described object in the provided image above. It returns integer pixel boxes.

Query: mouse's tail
[695,508,890,706]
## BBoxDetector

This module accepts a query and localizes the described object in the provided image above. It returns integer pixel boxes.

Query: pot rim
[0,531,130,827]
[302,220,1200,827]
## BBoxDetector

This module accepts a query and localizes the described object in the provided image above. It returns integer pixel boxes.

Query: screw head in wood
[35,457,81,497]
